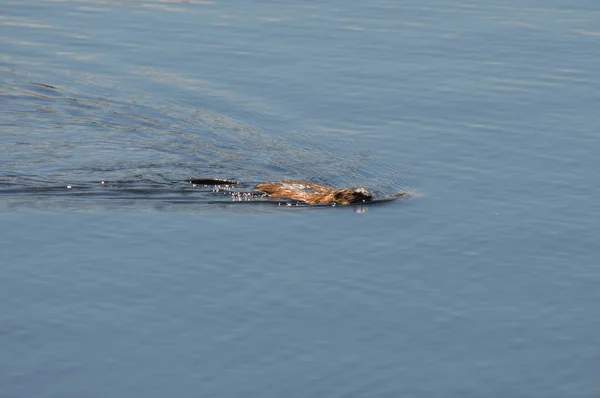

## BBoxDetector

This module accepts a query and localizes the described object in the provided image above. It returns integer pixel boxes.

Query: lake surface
[2,1,600,397]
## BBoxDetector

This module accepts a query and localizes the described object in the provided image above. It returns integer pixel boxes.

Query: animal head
[333,187,373,205]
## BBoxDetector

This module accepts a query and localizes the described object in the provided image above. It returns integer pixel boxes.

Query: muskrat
[189,178,373,205]
[255,180,372,205]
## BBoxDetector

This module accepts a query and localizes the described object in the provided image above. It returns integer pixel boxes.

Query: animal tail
[188,178,240,185]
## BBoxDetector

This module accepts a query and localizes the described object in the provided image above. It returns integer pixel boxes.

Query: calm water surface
[2,1,600,397]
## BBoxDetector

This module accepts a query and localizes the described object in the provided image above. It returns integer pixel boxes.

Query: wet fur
[254,180,372,205]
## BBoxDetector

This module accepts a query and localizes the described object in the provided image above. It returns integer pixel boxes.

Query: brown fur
[254,180,372,205]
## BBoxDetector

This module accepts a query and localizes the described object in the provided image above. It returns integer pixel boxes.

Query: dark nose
[354,192,371,202]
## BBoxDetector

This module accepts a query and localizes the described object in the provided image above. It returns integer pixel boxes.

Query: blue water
[2,1,600,397]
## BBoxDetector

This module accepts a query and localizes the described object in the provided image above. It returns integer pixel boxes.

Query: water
[2,1,600,397]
